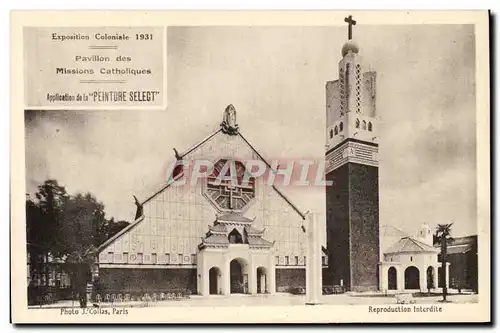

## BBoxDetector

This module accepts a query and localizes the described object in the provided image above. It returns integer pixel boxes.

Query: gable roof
[140,129,306,218]
[385,236,438,254]
[98,124,307,252]
[380,225,408,238]
[217,212,254,223]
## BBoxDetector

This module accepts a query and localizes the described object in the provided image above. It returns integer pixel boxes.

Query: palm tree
[435,223,454,302]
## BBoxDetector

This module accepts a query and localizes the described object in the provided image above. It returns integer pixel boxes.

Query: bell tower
[324,16,380,292]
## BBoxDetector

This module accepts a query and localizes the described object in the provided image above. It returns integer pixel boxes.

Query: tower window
[355,64,362,113]
[368,122,373,132]
[339,122,343,132]
[362,120,367,130]
[334,126,338,135]
[329,129,333,139]
[345,64,351,109]
[339,68,345,113]
[355,118,360,129]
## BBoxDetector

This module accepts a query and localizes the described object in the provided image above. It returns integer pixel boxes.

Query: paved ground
[29,292,478,309]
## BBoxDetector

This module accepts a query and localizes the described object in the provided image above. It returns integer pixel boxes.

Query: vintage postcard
[10,11,490,323]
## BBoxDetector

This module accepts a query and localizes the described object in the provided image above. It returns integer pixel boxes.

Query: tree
[105,219,130,240]
[26,180,131,306]
[60,193,108,308]
[26,197,45,285]
[31,180,69,286]
[435,223,454,302]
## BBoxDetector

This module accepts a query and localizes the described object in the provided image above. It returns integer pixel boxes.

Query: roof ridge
[408,237,426,251]
[238,132,306,220]
[97,215,145,252]
[179,128,222,159]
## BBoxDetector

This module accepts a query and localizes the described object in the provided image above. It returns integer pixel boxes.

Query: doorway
[209,267,221,295]
[388,266,397,290]
[230,258,248,294]
[404,266,420,289]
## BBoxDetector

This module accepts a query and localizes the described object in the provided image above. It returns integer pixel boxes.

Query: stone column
[397,266,404,291]
[433,266,438,291]
[306,212,321,305]
[419,265,427,292]
[198,254,210,297]
[248,260,257,294]
[222,257,231,295]
[268,255,276,294]
[378,263,386,292]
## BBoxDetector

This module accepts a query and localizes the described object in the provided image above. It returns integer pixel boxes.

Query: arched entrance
[388,266,397,290]
[404,266,420,289]
[256,267,267,294]
[230,258,248,294]
[209,267,221,295]
[426,266,435,290]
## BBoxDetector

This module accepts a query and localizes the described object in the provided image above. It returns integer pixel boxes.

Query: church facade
[324,19,381,292]
[96,105,317,296]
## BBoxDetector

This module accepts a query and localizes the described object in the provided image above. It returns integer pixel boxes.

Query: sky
[25,24,477,238]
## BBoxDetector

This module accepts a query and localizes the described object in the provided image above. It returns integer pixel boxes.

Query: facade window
[339,122,343,132]
[275,256,279,265]
[304,256,307,265]
[205,159,255,211]
[355,118,360,128]
[329,129,333,139]
[152,253,157,264]
[295,256,299,266]
[334,126,338,135]
[368,122,373,131]
[108,252,114,262]
[410,256,413,262]
[165,253,170,264]
[362,120,367,130]
[228,228,243,244]
[191,254,196,264]
[178,254,183,264]
[123,252,129,264]
[284,256,289,265]
[137,253,143,264]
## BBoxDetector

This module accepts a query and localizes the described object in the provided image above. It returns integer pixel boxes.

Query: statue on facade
[221,104,239,135]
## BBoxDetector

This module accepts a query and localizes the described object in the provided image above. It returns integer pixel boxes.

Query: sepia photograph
[11,11,490,323]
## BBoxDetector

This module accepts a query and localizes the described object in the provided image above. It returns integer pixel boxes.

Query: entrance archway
[209,267,221,295]
[230,258,248,294]
[256,267,267,294]
[426,266,435,290]
[388,266,397,290]
[404,266,420,289]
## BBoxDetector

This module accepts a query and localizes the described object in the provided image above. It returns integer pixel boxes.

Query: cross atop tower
[344,15,357,40]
